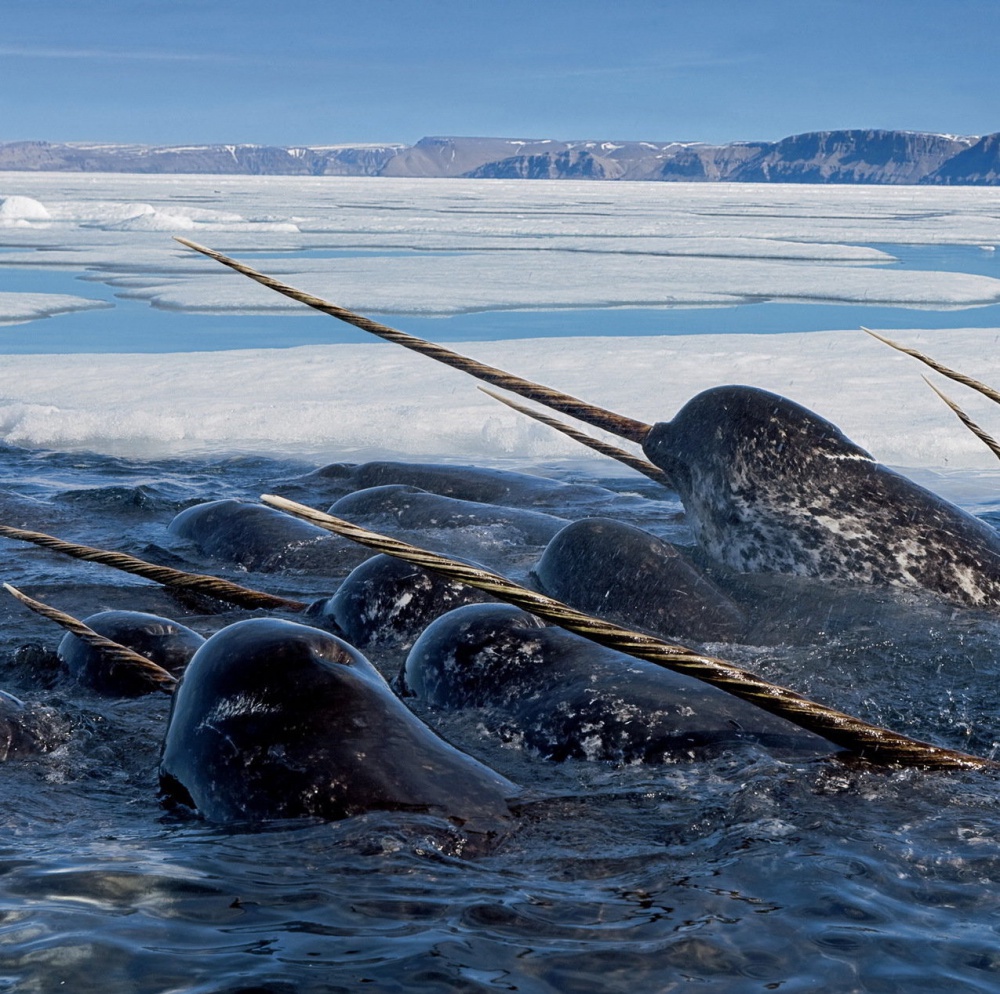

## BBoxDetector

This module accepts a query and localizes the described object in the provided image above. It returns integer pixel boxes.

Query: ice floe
[0,328,997,487]
[0,292,110,326]
[0,195,51,223]
[0,175,998,317]
[0,175,998,481]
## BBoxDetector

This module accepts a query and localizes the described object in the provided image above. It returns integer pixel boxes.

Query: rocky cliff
[1,130,996,184]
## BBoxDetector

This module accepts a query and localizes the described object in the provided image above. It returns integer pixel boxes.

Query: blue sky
[2,0,997,146]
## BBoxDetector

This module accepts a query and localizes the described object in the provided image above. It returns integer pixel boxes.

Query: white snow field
[0,174,998,483]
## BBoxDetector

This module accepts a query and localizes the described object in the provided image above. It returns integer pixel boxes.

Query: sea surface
[0,445,999,993]
[1,177,1000,992]
[3,242,1000,354]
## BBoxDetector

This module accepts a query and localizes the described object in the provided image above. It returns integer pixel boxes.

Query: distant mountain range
[3,130,1000,184]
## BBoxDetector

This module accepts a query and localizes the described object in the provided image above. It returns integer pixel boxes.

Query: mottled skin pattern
[642,386,1000,607]
[403,604,828,764]
[160,618,517,828]
[307,553,493,650]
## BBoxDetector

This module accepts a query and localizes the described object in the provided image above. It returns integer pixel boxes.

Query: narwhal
[1,497,990,771]
[176,240,1000,609]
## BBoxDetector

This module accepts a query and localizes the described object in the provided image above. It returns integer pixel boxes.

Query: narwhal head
[642,385,874,494]
[179,243,1000,604]
[640,386,878,570]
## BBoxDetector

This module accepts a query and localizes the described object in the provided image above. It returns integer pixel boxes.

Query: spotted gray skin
[641,385,1000,607]
[301,460,614,509]
[0,691,70,760]
[307,553,493,650]
[404,604,828,763]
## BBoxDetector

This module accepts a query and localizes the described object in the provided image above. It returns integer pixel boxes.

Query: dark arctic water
[1,445,1000,992]
[2,243,1000,353]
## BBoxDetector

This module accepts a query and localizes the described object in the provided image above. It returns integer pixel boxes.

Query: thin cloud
[0,44,228,63]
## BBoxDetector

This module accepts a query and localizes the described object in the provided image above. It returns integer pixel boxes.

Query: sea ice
[115,251,1000,315]
[0,329,997,489]
[0,195,50,222]
[1,175,999,317]
[0,174,998,485]
[0,292,111,326]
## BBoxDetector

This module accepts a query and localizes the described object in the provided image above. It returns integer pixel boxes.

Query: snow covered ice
[0,174,998,486]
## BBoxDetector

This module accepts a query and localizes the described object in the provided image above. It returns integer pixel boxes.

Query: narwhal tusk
[260,494,991,771]
[863,327,1000,407]
[174,237,653,445]
[0,523,307,612]
[922,376,1000,464]
[478,387,672,487]
[4,583,177,693]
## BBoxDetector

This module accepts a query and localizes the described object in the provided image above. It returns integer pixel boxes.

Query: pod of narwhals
[9,377,1000,834]
[101,239,998,831]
